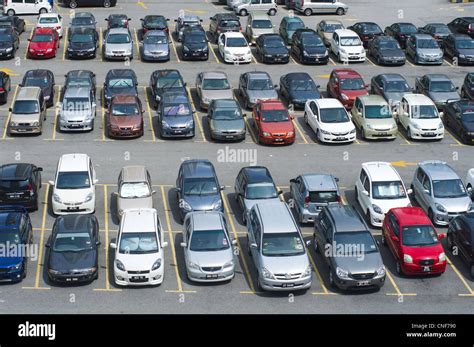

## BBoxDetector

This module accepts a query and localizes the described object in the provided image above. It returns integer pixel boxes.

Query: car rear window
[220,20,239,28]
[309,191,338,203]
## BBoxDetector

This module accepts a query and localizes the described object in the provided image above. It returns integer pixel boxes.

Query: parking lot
[0,0,473,313]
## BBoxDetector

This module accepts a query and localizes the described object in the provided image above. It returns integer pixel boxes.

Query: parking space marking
[143,86,157,142]
[45,85,63,141]
[134,28,140,59]
[2,85,18,140]
[397,126,417,146]
[292,118,308,144]
[446,257,474,297]
[445,128,465,147]
[62,29,68,61]
[208,42,219,64]
[384,270,417,297]
[186,86,207,142]
[136,1,148,9]
[24,29,33,60]
[169,31,181,63]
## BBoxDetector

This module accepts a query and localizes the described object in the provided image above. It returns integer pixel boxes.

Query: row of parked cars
[2,67,474,144]
[0,157,473,288]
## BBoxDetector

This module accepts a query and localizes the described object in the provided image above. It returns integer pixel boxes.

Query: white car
[355,162,412,227]
[465,169,474,191]
[330,29,365,63]
[36,13,63,38]
[4,0,52,16]
[304,98,356,143]
[110,208,168,286]
[398,94,444,140]
[217,32,252,64]
[49,153,97,215]
[103,28,133,61]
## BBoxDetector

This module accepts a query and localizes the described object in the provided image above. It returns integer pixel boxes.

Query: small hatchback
[447,214,474,278]
[0,163,42,211]
[330,29,366,63]
[195,71,233,110]
[8,86,46,136]
[351,95,397,140]
[326,68,368,109]
[106,95,144,139]
[253,100,295,145]
[405,34,443,65]
[59,86,96,132]
[245,12,275,45]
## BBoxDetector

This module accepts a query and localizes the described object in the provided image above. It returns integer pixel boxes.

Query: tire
[337,53,342,63]
[381,232,387,246]
[447,233,454,251]
[329,270,335,287]
[428,209,435,225]
[366,210,372,225]
[39,7,48,14]
[268,8,276,16]
[407,127,412,139]
[6,9,15,16]
[304,8,312,16]
[304,112,308,124]
[396,261,403,275]
[336,7,345,15]
[314,239,320,253]
[470,264,474,279]
[103,0,111,7]
[361,128,366,140]
[461,89,466,98]
[316,129,322,143]
[239,9,248,16]
[69,0,77,8]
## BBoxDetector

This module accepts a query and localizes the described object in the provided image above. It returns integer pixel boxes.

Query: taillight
[0,88,4,93]
[239,26,242,32]
[27,183,33,191]
[304,195,310,207]
[468,24,472,33]
[336,195,341,203]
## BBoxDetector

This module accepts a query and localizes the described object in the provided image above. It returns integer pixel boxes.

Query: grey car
[196,71,234,110]
[238,71,278,109]
[103,28,133,61]
[406,34,443,65]
[247,201,312,291]
[176,159,225,221]
[140,30,170,62]
[370,73,413,110]
[411,161,473,226]
[415,74,460,110]
[314,205,386,290]
[158,91,195,138]
[181,211,237,282]
[207,99,246,141]
[59,86,96,132]
[290,173,341,224]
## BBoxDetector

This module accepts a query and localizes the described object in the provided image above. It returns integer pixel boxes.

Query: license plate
[131,276,146,280]
[336,137,346,140]
[425,132,435,136]
[67,207,80,211]
[70,124,82,128]
[282,283,294,288]
[225,135,234,139]
[7,193,22,199]
[275,138,283,142]
[66,277,78,282]
[357,280,371,286]
[378,132,388,136]
[423,266,431,272]
[206,274,218,279]
[173,130,182,134]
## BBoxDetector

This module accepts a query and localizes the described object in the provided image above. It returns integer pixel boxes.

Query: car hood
[187,248,234,267]
[289,89,321,101]
[247,89,278,101]
[243,197,280,213]
[461,120,474,132]
[251,28,274,37]
[365,118,397,129]
[162,115,192,126]
[435,196,471,213]
[227,46,250,55]
[401,244,444,261]
[144,43,169,52]
[260,120,294,133]
[428,91,460,104]
[211,118,245,132]
[333,251,383,273]
[0,254,22,268]
[105,43,132,52]
[61,109,93,121]
[0,41,13,49]
[183,43,207,50]
[341,45,364,54]
[457,48,474,56]
[29,41,55,50]
[106,87,136,98]
[411,118,442,128]
[342,89,368,100]
[69,41,95,50]
[379,49,405,58]
[304,46,327,55]
[320,121,355,132]
[201,89,234,101]
[118,196,153,212]
[117,251,162,271]
[49,249,96,272]
[109,115,142,127]
[11,113,40,122]
[183,193,221,211]
[54,187,93,203]
[263,46,288,55]
[372,196,411,214]
[418,48,442,55]
[262,253,309,275]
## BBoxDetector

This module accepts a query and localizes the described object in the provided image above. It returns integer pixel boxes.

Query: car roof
[70,27,96,35]
[154,69,181,78]
[55,214,96,234]
[391,207,431,225]
[17,86,41,100]
[58,153,90,172]
[212,99,239,108]
[222,32,245,39]
[190,211,224,231]
[315,98,345,109]
[215,13,238,20]
[247,71,271,79]
[358,95,388,105]
[181,15,201,21]
[107,28,130,34]
[259,100,285,109]
[283,16,304,23]
[325,205,367,232]
[66,70,94,79]
[419,161,460,180]
[255,201,297,234]
[64,87,91,98]
[459,214,474,234]
[120,165,147,182]
[260,33,283,40]
[334,29,358,36]
[112,94,137,103]
[378,73,406,82]
[333,68,362,78]
[181,160,215,178]
[24,69,52,78]
[423,74,451,82]
[121,208,157,233]
[284,72,312,82]
[33,27,55,34]
[0,211,22,230]
[0,163,33,180]
[362,162,400,182]
[301,174,337,191]
[411,33,434,40]
[403,93,433,105]
[106,69,136,78]
[202,71,228,79]
[75,12,94,18]
[242,166,272,184]
[162,92,188,104]
[39,13,60,18]
[250,12,271,20]
[145,30,167,36]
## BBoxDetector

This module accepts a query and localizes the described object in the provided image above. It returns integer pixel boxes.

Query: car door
[183,217,192,264]
[248,210,261,267]
[398,98,410,129]
[386,213,402,261]
[351,98,363,129]
[330,32,339,55]
[406,36,416,59]
[307,100,319,132]
[218,34,225,56]
[359,169,371,213]
[290,175,303,213]
[195,73,203,101]
[292,31,301,56]
[451,103,463,134]
[418,172,432,211]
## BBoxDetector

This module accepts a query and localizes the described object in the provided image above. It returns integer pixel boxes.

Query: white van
[295,0,348,16]
[331,29,365,63]
[233,0,277,17]
[4,0,52,16]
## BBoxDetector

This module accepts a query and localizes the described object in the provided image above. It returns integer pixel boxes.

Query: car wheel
[336,7,345,15]
[304,8,312,16]
[316,129,322,143]
[354,186,358,203]
[337,53,341,63]
[470,264,474,279]
[406,127,412,139]
[428,209,435,224]
[461,89,466,98]
[314,239,319,253]
[39,7,48,14]
[410,184,415,198]
[103,0,111,7]
[381,232,387,246]
[268,8,276,16]
[361,128,366,139]
[69,0,77,8]
[247,237,251,256]
[447,233,454,251]
[329,270,335,287]
[396,261,403,275]
[6,9,15,16]
[366,210,372,225]
[239,9,248,16]
[242,212,247,225]
[303,112,308,124]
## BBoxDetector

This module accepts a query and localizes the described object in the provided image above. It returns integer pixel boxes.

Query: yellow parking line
[136,1,148,9]
[251,51,259,64]
[446,128,465,146]
[384,270,417,297]
[143,86,156,142]
[290,55,299,65]
[50,86,62,141]
[406,59,415,67]
[243,115,257,143]
[329,56,337,66]
[221,192,256,293]
[24,29,33,60]
[101,89,106,141]
[2,85,18,140]
[62,29,68,60]
[398,126,416,145]
[186,86,206,142]
[134,28,140,59]
[292,118,308,144]
[34,184,49,289]
[443,59,454,67]
[169,31,180,63]
[208,42,219,64]
[446,257,474,296]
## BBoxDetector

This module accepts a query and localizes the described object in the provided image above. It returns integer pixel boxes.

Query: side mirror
[423,189,430,195]
[289,178,296,183]
[45,243,50,248]
[250,243,258,249]
[362,190,369,196]
[162,241,169,248]
[406,188,413,195]
[220,185,225,191]
[93,179,99,184]
[180,242,187,248]
[112,191,118,196]
[109,242,117,249]
[175,187,181,192]
[391,235,399,242]
[305,240,311,246]
[48,180,55,186]
[9,108,12,112]
[232,239,238,246]
[278,190,283,195]
[152,190,156,195]
[438,234,446,241]
[96,241,101,246]
[37,167,43,172]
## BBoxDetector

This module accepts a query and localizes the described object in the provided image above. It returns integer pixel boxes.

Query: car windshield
[107,33,130,44]
[190,229,230,252]
[182,21,200,28]
[53,232,93,252]
[264,37,285,48]
[341,36,362,46]
[430,81,456,93]
[203,78,230,90]
[456,39,474,49]
[39,17,58,24]
[56,171,90,190]
[340,78,365,90]
[32,34,53,42]
[252,20,272,29]
[111,103,139,116]
[0,179,30,190]
[262,232,305,257]
[184,33,206,43]
[119,232,158,254]
[156,77,183,88]
[67,78,91,88]
[379,40,400,50]
[248,78,272,90]
[245,182,277,199]
[320,108,349,123]
[361,24,381,34]
[183,177,218,196]
[24,77,49,87]
[333,231,378,255]
[365,105,393,119]
[287,22,304,31]
[261,109,289,122]
[411,105,438,119]
[399,24,417,33]
[63,97,91,113]
[0,230,20,246]
[385,80,410,92]
[0,34,12,41]
[432,25,450,34]
[213,108,241,120]
[145,35,167,44]
[309,191,339,203]
[145,17,166,26]
[302,36,324,47]
[120,182,150,198]
[226,37,247,47]
[109,18,127,27]
[433,179,467,198]
[72,17,94,26]
[71,33,94,43]
[402,225,439,247]
[372,181,406,199]
[290,79,316,91]
[108,78,133,89]
[163,103,191,116]
[12,100,38,114]
[418,39,438,49]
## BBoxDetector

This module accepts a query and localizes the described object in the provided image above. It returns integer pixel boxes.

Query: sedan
[67,27,98,59]
[418,23,452,47]
[444,100,474,144]
[106,95,144,139]
[239,71,278,109]
[140,30,170,62]
[36,13,63,37]
[103,69,138,107]
[207,99,245,141]
[415,74,460,110]
[383,22,417,48]
[181,27,208,61]
[158,91,195,138]
[443,34,474,65]
[368,36,406,66]
[174,15,203,42]
[280,72,320,109]
[103,28,133,61]
[0,163,42,211]
[279,16,305,45]
[316,20,344,47]
[105,14,130,30]
[290,28,328,65]
[253,99,295,145]
[63,70,96,99]
[0,15,25,35]
[447,214,474,278]
[370,73,412,110]
[149,69,186,109]
[141,15,170,35]
[21,69,55,107]
[217,32,252,64]
[461,72,474,100]
[27,27,59,59]
[196,71,233,110]
[69,12,97,33]
[0,27,19,59]
[255,33,289,64]
[347,22,383,48]
[46,214,100,284]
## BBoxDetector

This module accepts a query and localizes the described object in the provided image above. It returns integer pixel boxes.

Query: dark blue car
[0,207,33,283]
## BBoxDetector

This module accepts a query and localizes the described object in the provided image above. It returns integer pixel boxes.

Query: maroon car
[106,95,144,138]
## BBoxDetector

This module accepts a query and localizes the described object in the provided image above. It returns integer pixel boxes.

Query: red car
[106,95,144,139]
[252,100,295,145]
[326,69,368,109]
[27,28,59,59]
[382,207,447,276]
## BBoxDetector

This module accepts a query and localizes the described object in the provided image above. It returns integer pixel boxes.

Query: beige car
[244,12,275,45]
[115,166,155,218]
[8,86,46,135]
[351,95,398,140]
[316,20,344,46]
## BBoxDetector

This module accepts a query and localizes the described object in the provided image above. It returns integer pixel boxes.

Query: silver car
[238,71,278,109]
[59,87,96,132]
[114,166,155,219]
[196,71,234,110]
[247,201,312,291]
[103,28,133,61]
[140,30,170,62]
[181,211,237,282]
[411,161,474,226]
[415,74,460,110]
[208,99,246,141]
[406,34,443,65]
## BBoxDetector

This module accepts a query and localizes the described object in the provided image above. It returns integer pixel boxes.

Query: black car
[68,12,97,35]
[140,15,170,36]
[461,72,474,100]
[0,163,43,211]
[104,69,138,107]
[447,214,474,278]
[255,33,289,64]
[158,91,195,139]
[447,17,474,39]
[0,71,11,104]
[208,13,241,43]
[181,27,208,61]
[46,214,100,284]
[21,69,55,107]
[347,22,383,48]
[383,22,417,48]
[290,28,328,64]
[443,34,474,65]
[444,100,474,144]
[63,0,116,8]
[63,70,96,99]
[0,15,25,35]
[0,27,19,59]
[149,69,186,109]
[105,14,130,30]
[418,23,452,46]
[368,36,406,66]
[67,27,98,59]
[279,72,320,109]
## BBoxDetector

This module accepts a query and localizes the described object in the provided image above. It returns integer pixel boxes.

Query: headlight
[84,193,93,203]
[67,47,73,51]
[302,50,309,56]
[320,129,330,135]
[212,200,222,211]
[9,121,17,127]
[468,202,474,211]
[223,261,234,269]
[188,261,200,270]
[186,119,194,128]
[336,266,349,279]
[262,131,271,137]
[403,254,413,264]
[183,46,189,52]
[48,269,61,275]
[301,265,312,277]
[181,199,192,211]
[46,48,52,53]
[287,131,294,137]
[31,121,40,127]
[144,49,151,55]
[411,123,420,130]
[53,194,62,203]
[366,124,374,130]
[224,49,232,55]
[439,252,446,262]
[372,204,383,214]
[261,267,274,279]
[438,122,444,130]
[339,48,346,54]
[340,93,349,101]
[5,47,13,52]
[376,265,386,277]
[9,263,22,271]
[161,120,170,129]
[459,54,466,59]
[435,203,446,213]
[350,128,356,134]
[115,259,125,271]
[151,259,162,271]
